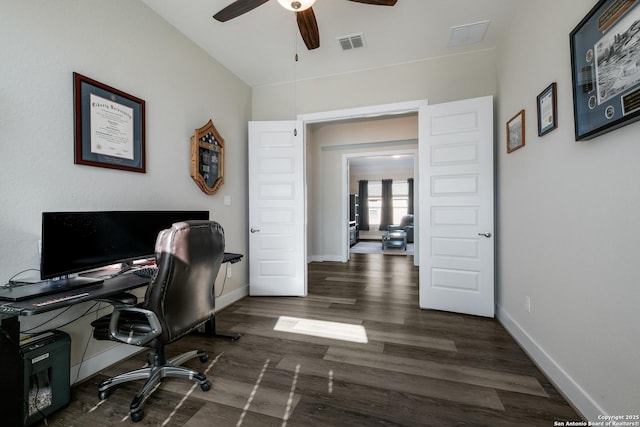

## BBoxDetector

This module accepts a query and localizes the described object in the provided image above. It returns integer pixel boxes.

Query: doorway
[299,100,427,265]
[346,152,417,259]
[250,97,494,316]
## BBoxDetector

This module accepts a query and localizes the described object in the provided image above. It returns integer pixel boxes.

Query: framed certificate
[570,0,640,140]
[73,73,146,172]
[537,82,558,136]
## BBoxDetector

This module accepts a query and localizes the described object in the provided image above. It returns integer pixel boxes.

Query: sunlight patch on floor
[274,316,368,343]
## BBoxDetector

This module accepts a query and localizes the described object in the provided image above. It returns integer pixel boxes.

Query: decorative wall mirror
[190,119,224,195]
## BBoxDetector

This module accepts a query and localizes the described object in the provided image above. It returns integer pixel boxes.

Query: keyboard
[33,292,90,307]
[133,267,158,279]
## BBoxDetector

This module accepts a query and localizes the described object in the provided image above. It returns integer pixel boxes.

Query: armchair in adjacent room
[388,214,414,243]
[91,220,225,423]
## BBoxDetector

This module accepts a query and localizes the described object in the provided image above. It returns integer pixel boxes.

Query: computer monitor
[40,210,209,280]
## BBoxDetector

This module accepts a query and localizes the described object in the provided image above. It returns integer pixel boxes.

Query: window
[367,180,409,228]
[392,180,409,224]
[368,181,382,227]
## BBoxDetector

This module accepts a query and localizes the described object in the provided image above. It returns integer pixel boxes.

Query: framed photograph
[507,110,525,153]
[73,72,146,172]
[570,0,640,141]
[537,82,558,136]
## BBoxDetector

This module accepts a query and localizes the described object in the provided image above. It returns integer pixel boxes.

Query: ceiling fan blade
[213,0,270,22]
[347,0,398,5]
[297,7,320,50]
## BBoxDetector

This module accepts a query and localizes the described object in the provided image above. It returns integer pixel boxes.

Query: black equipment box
[20,330,71,426]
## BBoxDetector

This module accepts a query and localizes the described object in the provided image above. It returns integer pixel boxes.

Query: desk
[0,252,242,426]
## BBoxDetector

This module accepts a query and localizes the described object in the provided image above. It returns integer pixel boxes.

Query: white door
[419,96,494,317]
[248,121,306,296]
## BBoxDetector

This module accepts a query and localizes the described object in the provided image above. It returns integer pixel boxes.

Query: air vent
[448,20,490,47]
[338,33,365,50]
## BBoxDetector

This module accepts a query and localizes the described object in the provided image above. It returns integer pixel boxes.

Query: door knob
[478,232,492,238]
[250,228,260,233]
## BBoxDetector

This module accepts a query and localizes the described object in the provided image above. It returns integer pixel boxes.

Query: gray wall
[0,0,251,379]
[496,0,639,418]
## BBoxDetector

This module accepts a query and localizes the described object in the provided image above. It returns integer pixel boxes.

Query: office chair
[91,220,225,422]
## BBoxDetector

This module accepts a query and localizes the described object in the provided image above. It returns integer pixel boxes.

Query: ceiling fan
[213,0,398,50]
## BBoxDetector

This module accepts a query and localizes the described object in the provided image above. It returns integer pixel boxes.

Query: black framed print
[570,0,640,141]
[537,82,558,136]
[73,72,146,172]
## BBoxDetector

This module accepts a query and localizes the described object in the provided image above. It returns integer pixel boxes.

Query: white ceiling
[141,0,520,87]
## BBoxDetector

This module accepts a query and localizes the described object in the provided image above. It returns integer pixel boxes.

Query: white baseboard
[216,284,248,311]
[496,304,604,421]
[307,254,345,263]
[71,344,143,385]
[71,284,249,384]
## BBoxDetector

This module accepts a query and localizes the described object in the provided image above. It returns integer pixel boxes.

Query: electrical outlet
[226,265,232,278]
[525,296,531,313]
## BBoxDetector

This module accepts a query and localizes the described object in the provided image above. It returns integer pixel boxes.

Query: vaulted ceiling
[141,0,520,87]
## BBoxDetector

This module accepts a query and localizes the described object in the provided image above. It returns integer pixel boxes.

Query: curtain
[379,179,393,231]
[358,180,369,231]
[407,178,414,215]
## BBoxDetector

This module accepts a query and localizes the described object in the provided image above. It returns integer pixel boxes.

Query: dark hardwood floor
[39,254,580,426]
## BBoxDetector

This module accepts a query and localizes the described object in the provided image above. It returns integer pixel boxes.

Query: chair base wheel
[199,353,209,363]
[201,380,211,392]
[98,389,111,400]
[131,409,144,423]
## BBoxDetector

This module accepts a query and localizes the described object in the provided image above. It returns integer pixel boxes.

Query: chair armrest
[388,225,402,232]
[97,292,138,306]
[109,306,162,346]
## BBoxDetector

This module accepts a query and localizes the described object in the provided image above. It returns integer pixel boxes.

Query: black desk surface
[0,252,243,317]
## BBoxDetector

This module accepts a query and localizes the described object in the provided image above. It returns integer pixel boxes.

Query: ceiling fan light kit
[277,0,316,11]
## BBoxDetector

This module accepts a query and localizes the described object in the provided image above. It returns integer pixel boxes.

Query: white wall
[254,51,497,260]
[0,0,251,380]
[253,48,498,120]
[496,0,640,418]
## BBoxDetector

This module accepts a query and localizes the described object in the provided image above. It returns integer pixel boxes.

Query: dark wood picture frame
[73,73,146,172]
[570,0,640,140]
[190,119,224,195]
[507,110,525,153]
[537,82,558,136]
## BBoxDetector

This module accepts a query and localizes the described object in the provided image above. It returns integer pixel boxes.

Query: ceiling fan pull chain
[293,17,299,135]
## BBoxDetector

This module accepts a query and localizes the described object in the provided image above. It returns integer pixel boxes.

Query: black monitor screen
[40,210,209,279]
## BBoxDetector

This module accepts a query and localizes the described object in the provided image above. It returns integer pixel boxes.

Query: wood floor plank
[324,346,549,397]
[275,354,506,411]
[37,253,580,426]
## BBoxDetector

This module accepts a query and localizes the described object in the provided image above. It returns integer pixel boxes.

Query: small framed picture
[537,82,558,136]
[507,110,525,153]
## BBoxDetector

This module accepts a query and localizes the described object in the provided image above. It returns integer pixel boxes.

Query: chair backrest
[144,220,225,344]
[399,214,413,227]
